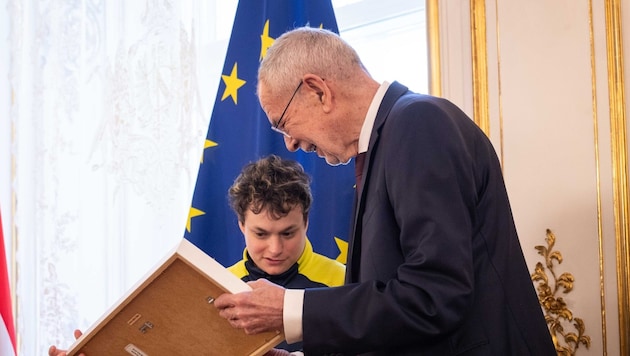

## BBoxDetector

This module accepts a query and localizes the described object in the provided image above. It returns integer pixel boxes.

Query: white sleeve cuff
[283,288,305,344]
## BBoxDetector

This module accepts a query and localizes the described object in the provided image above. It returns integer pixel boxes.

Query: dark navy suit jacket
[302,82,556,355]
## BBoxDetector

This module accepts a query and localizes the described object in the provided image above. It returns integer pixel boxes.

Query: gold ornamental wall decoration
[531,229,591,355]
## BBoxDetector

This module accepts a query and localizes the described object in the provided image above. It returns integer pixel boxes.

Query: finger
[73,329,83,339]
[213,293,237,309]
[218,307,233,320]
[49,345,67,356]
[228,318,241,329]
[248,279,268,288]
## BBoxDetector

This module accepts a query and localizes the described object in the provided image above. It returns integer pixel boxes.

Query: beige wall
[433,0,629,355]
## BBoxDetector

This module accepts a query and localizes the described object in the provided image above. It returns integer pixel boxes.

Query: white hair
[257,27,365,97]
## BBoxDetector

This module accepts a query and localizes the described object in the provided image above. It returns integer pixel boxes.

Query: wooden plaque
[67,239,284,356]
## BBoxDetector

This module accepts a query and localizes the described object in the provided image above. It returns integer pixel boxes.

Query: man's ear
[302,74,332,112]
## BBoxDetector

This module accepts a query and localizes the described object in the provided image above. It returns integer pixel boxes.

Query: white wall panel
[439,0,627,354]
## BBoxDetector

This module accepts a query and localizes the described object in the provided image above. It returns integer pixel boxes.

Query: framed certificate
[67,239,283,356]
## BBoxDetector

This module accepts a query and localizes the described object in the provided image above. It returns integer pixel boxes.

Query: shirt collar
[358,81,390,154]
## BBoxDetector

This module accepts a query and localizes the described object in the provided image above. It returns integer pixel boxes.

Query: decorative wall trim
[426,0,441,97]
[469,0,489,136]
[587,0,608,353]
[532,229,591,355]
[604,0,630,354]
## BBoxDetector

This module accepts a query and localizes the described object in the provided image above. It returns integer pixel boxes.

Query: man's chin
[262,266,287,275]
[323,155,351,167]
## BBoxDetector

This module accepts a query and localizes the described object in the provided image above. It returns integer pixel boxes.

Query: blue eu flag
[185,0,355,267]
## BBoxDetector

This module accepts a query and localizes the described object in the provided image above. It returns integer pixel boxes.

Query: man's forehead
[257,83,270,100]
[257,82,273,100]
[257,84,276,117]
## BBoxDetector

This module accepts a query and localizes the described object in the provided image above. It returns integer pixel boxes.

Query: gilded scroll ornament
[531,229,591,355]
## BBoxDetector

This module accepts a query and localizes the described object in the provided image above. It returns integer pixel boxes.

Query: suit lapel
[346,82,409,282]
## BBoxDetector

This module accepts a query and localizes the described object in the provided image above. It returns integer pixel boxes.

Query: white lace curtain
[3,0,426,353]
[7,0,234,353]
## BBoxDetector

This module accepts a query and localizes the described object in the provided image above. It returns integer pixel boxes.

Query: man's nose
[267,237,283,254]
[284,136,299,152]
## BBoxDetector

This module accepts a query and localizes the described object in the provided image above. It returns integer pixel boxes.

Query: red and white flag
[0,209,16,356]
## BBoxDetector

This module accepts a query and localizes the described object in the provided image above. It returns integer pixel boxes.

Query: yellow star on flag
[186,207,206,233]
[334,237,348,264]
[260,20,275,60]
[221,63,246,104]
[201,139,218,163]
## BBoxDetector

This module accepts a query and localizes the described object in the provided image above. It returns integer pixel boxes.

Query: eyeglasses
[271,81,303,137]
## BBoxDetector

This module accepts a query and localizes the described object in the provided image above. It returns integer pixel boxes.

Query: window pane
[334,0,428,93]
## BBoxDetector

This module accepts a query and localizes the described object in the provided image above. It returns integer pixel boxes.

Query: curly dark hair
[228,155,312,224]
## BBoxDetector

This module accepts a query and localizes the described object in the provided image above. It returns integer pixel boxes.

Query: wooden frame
[67,239,283,356]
